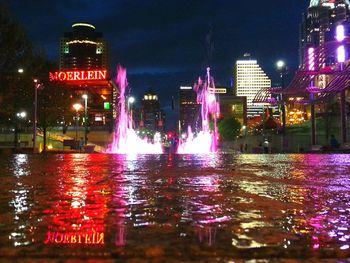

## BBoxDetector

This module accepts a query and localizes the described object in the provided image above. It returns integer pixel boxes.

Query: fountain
[107,66,163,154]
[177,67,220,154]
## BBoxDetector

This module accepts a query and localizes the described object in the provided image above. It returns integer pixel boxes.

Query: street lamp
[33,79,43,153]
[82,94,88,145]
[128,96,135,129]
[16,111,27,148]
[276,60,287,152]
[73,103,83,147]
[18,68,24,74]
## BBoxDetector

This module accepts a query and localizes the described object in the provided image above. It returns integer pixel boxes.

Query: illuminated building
[140,92,165,132]
[179,86,201,132]
[300,0,350,69]
[60,23,108,70]
[234,57,272,117]
[54,23,116,130]
[215,87,247,125]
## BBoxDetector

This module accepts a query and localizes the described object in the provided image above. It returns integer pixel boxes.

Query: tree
[34,56,74,152]
[0,3,33,125]
[218,117,241,141]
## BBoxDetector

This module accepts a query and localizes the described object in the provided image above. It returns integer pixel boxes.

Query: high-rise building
[140,92,165,132]
[60,23,108,70]
[215,87,247,125]
[179,86,201,133]
[53,23,115,131]
[300,0,350,68]
[234,58,271,117]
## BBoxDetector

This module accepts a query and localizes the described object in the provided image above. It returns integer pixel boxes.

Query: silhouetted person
[330,134,340,149]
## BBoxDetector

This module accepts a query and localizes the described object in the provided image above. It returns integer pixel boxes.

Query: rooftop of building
[309,0,350,9]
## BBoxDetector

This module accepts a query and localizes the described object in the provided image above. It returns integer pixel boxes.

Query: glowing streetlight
[128,96,135,104]
[73,103,83,147]
[276,60,285,69]
[276,60,287,152]
[17,111,27,118]
[82,94,88,145]
[128,96,135,129]
[18,68,24,74]
[73,103,83,112]
[33,79,43,153]
[16,111,27,148]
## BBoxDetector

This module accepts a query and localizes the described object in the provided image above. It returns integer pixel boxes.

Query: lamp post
[16,111,27,148]
[33,79,40,153]
[277,60,287,152]
[128,96,135,129]
[13,68,24,148]
[82,94,88,145]
[73,103,83,149]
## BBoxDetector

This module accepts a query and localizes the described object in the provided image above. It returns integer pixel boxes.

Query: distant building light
[104,102,111,110]
[180,86,192,90]
[308,47,315,71]
[337,45,346,63]
[66,40,98,45]
[336,25,345,42]
[72,23,96,30]
[236,60,258,64]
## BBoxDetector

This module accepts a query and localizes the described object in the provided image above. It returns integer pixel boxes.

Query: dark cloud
[5,0,310,129]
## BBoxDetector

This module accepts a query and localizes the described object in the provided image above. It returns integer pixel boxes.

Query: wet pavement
[0,153,350,262]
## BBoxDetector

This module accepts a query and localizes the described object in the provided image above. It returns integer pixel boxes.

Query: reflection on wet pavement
[0,153,349,261]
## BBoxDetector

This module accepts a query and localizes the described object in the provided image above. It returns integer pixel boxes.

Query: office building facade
[140,92,165,132]
[234,59,272,117]
[179,86,201,133]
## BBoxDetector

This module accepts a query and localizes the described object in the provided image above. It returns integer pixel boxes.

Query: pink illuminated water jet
[107,66,163,154]
[177,67,220,154]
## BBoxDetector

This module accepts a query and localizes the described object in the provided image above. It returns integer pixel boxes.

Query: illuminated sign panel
[104,102,111,110]
[49,70,107,82]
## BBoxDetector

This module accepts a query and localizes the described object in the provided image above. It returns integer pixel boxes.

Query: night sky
[6,0,309,128]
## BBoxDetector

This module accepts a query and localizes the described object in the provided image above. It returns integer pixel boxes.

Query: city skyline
[6,1,309,99]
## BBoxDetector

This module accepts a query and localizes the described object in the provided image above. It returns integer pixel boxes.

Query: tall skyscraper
[234,58,271,117]
[179,86,201,132]
[140,92,165,132]
[60,23,108,70]
[55,23,115,130]
[300,0,350,68]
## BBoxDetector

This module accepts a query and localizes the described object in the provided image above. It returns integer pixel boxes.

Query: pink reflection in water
[177,67,220,154]
[107,66,163,154]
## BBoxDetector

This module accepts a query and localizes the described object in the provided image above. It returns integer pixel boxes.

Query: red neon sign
[49,70,107,82]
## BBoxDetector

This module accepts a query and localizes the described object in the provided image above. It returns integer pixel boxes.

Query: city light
[18,68,24,74]
[336,24,345,42]
[82,94,88,100]
[16,111,26,118]
[49,70,107,82]
[73,103,83,112]
[276,60,285,69]
[128,97,135,104]
[337,45,346,63]
[308,47,315,71]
